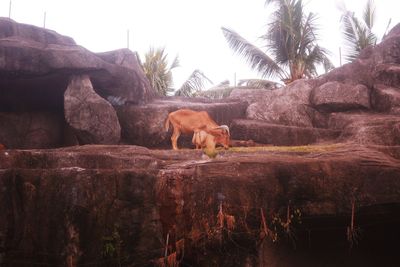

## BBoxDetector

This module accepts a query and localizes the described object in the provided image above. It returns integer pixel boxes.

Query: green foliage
[222,0,333,84]
[142,47,179,96]
[102,224,123,266]
[174,69,213,97]
[141,47,212,97]
[339,0,379,62]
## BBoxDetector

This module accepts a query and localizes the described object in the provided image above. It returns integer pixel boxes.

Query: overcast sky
[1,0,399,89]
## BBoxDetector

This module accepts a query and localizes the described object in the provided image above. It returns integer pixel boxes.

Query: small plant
[260,205,302,247]
[102,224,123,267]
[204,147,218,158]
[346,199,362,250]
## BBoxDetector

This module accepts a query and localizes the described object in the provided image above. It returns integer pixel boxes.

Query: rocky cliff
[1,144,399,266]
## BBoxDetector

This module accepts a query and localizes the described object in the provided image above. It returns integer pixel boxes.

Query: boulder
[228,88,274,104]
[64,75,121,144]
[371,84,400,114]
[246,79,318,127]
[0,18,154,148]
[0,17,75,45]
[0,17,154,111]
[311,81,371,112]
[328,113,400,146]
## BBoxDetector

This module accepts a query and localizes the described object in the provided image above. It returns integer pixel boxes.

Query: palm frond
[224,0,332,83]
[142,47,175,96]
[341,1,378,62]
[169,55,180,70]
[382,18,392,39]
[222,27,286,79]
[175,70,213,97]
[363,0,375,30]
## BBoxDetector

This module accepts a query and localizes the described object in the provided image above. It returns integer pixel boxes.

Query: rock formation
[0,18,153,148]
[1,17,400,267]
[226,24,400,147]
[64,75,121,144]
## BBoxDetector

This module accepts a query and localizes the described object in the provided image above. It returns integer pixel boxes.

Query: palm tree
[141,47,212,97]
[141,47,179,96]
[174,70,213,97]
[222,0,333,84]
[339,0,390,62]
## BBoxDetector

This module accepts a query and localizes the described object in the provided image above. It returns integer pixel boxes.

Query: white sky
[1,0,399,89]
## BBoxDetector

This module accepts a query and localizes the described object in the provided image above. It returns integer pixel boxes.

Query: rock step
[231,119,341,146]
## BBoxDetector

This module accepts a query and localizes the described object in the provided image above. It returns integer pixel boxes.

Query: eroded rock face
[0,18,154,148]
[64,75,121,144]
[371,84,400,114]
[1,145,400,266]
[0,18,154,106]
[311,81,371,112]
[229,88,275,104]
[231,119,340,145]
[0,112,64,149]
[246,80,317,128]
[328,113,400,146]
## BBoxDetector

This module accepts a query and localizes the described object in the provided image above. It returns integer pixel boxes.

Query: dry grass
[227,143,342,153]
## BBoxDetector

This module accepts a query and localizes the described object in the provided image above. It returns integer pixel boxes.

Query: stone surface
[311,81,371,112]
[0,112,64,149]
[229,88,275,104]
[0,18,154,106]
[246,80,318,128]
[328,113,400,146]
[0,17,75,45]
[231,119,340,146]
[64,75,121,144]
[0,144,400,266]
[371,84,400,114]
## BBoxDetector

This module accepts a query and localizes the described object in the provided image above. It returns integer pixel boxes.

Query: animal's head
[210,125,230,149]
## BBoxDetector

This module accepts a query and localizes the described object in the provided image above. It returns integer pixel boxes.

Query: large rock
[311,81,371,112]
[0,17,154,111]
[246,80,318,128]
[371,84,400,114]
[0,16,75,45]
[0,18,154,148]
[64,75,121,144]
[328,113,400,146]
[229,88,275,104]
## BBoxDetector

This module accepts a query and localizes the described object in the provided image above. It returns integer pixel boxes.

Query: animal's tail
[164,115,170,132]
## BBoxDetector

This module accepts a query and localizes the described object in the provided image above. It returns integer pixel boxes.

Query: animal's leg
[171,129,181,150]
[193,131,201,149]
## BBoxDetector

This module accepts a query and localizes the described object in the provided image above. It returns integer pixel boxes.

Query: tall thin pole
[127,29,130,49]
[43,11,47,28]
[339,47,342,66]
[8,0,12,18]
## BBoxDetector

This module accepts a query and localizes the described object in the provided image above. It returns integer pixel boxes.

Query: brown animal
[164,109,230,150]
[192,130,216,150]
